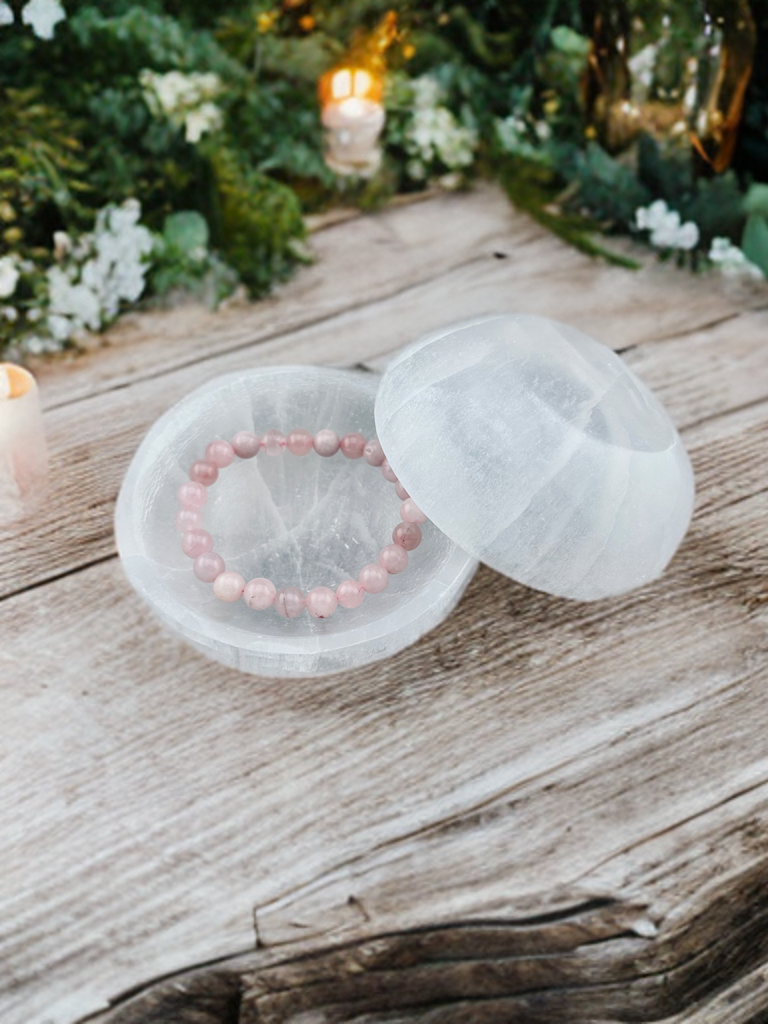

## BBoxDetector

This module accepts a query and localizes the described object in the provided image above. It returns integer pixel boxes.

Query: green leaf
[550,25,591,58]
[163,210,209,253]
[742,212,768,276]
[743,183,768,219]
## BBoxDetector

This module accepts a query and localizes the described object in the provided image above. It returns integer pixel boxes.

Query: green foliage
[742,212,768,276]
[499,155,640,268]
[151,210,239,306]
[0,87,87,253]
[209,147,307,296]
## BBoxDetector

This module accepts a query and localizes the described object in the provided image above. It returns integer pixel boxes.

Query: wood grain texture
[1,184,767,1024]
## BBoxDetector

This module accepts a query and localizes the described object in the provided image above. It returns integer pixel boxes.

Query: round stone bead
[363,439,385,466]
[395,480,409,501]
[178,481,207,509]
[359,563,389,594]
[381,459,398,483]
[314,429,340,457]
[193,551,225,583]
[287,428,314,456]
[306,586,338,619]
[340,432,367,459]
[175,507,202,533]
[379,544,409,574]
[189,460,218,486]
[401,497,427,524]
[181,529,214,558]
[274,587,306,619]
[336,579,365,609]
[231,431,261,459]
[243,577,277,611]
[205,439,235,468]
[262,429,287,456]
[213,571,246,603]
[393,522,422,551]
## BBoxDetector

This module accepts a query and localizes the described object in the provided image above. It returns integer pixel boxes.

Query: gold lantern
[583,0,756,173]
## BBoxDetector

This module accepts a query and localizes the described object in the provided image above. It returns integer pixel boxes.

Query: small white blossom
[0,3,14,27]
[53,230,72,260]
[629,43,657,97]
[184,101,223,143]
[21,0,66,40]
[46,199,154,337]
[709,237,763,279]
[635,199,700,250]
[0,256,20,299]
[1,305,18,322]
[140,69,223,145]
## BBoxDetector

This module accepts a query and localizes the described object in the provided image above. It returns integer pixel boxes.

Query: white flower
[675,221,700,251]
[0,256,20,299]
[140,69,223,144]
[46,199,154,336]
[635,200,700,250]
[53,230,71,260]
[629,44,657,96]
[184,101,223,143]
[709,237,763,279]
[21,0,66,40]
[0,2,14,27]
[2,305,18,322]
[411,75,442,110]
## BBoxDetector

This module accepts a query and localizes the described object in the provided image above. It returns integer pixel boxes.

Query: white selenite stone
[375,314,695,601]
[115,366,477,677]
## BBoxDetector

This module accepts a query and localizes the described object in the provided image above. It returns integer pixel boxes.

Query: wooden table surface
[2,184,768,1024]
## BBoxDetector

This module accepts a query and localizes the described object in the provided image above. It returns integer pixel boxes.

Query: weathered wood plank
[1,390,766,1024]
[32,184,739,412]
[0,271,765,603]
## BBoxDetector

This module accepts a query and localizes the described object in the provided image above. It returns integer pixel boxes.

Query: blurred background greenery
[1,0,767,357]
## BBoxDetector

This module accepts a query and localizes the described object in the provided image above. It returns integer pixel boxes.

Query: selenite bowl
[115,366,478,677]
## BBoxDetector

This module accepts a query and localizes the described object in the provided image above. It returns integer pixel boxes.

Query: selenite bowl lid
[375,314,694,601]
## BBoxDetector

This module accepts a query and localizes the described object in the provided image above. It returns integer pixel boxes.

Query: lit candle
[0,363,49,523]
[319,66,386,177]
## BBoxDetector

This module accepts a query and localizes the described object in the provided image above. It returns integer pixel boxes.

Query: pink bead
[340,432,367,459]
[337,579,365,609]
[395,480,410,501]
[181,529,214,558]
[287,428,314,456]
[359,563,389,594]
[274,587,305,619]
[243,577,277,610]
[205,439,234,468]
[175,507,202,533]
[306,586,338,619]
[401,498,427,524]
[262,429,287,456]
[393,522,422,551]
[213,571,246,603]
[189,460,219,486]
[178,481,207,509]
[381,459,398,483]
[314,429,340,457]
[193,551,225,582]
[363,440,385,466]
[379,544,409,574]
[232,431,261,459]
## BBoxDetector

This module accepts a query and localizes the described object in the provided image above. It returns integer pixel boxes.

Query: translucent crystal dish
[115,365,478,678]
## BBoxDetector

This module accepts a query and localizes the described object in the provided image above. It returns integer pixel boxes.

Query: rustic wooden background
[2,184,768,1024]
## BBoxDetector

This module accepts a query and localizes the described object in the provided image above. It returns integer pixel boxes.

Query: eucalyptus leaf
[742,212,768,277]
[163,211,209,253]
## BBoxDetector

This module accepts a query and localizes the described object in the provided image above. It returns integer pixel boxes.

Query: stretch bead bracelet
[175,429,428,620]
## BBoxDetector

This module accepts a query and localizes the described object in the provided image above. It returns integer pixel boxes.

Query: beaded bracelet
[175,428,427,620]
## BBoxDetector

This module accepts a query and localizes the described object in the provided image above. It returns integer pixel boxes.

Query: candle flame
[0,363,35,400]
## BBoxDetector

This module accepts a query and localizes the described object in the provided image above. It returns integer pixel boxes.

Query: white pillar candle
[322,97,386,176]
[0,363,49,523]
